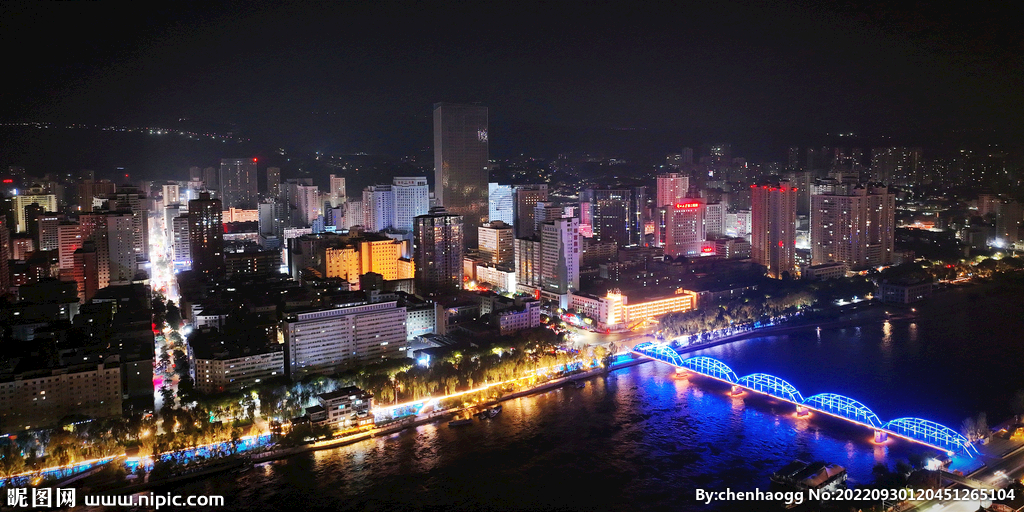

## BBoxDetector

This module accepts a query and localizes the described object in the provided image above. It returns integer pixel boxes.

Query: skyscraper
[188,192,224,276]
[219,158,259,209]
[413,207,464,296]
[751,181,797,279]
[433,103,488,248]
[540,217,580,295]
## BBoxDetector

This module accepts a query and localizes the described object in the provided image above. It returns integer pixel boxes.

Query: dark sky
[3,1,1022,157]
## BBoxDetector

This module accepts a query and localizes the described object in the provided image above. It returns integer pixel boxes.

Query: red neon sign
[701,247,714,253]
[1,179,11,184]
[674,202,700,210]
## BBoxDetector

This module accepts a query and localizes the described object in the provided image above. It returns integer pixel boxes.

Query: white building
[392,177,429,232]
[328,174,347,208]
[488,183,515,225]
[498,299,541,335]
[656,173,689,208]
[0,361,122,431]
[283,301,409,379]
[362,185,393,232]
[192,346,284,394]
[479,221,514,265]
[540,217,580,295]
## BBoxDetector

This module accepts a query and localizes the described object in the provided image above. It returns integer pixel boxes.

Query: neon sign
[701,247,714,253]
[674,202,700,210]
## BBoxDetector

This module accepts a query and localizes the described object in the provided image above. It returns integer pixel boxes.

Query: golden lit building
[570,288,698,330]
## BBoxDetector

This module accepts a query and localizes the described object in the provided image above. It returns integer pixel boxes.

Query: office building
[584,188,632,247]
[219,158,259,209]
[810,184,895,270]
[57,222,82,270]
[162,183,180,207]
[413,207,464,296]
[433,102,489,248]
[188,192,224,276]
[258,200,288,238]
[0,360,122,431]
[392,177,430,232]
[751,181,797,279]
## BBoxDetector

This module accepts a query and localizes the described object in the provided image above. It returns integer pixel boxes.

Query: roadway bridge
[632,341,978,456]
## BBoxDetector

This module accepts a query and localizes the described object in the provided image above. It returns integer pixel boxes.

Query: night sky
[3,1,1022,158]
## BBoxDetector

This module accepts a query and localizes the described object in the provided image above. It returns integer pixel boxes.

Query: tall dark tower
[188,192,224,276]
[433,103,488,249]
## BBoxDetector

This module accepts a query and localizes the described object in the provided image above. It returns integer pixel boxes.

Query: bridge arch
[632,342,686,367]
[802,393,883,428]
[737,373,804,403]
[679,356,739,383]
[883,417,977,454]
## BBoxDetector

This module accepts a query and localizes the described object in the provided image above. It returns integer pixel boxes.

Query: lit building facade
[810,184,895,270]
[751,181,797,279]
[219,158,260,209]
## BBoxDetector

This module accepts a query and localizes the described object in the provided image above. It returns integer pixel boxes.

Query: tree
[0,443,25,478]
[961,417,978,443]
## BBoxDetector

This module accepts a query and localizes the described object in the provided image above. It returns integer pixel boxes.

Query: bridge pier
[729,385,744,396]
[874,430,888,443]
[795,405,809,417]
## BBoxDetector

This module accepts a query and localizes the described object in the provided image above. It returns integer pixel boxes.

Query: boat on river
[448,418,474,427]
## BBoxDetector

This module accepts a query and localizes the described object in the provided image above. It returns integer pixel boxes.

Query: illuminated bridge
[632,342,978,456]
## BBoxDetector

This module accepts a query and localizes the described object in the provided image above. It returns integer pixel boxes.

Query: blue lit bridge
[632,342,978,456]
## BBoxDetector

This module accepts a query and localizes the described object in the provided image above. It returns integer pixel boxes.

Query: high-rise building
[171,215,191,267]
[0,217,9,295]
[188,192,224,276]
[810,184,895,270]
[258,200,288,238]
[293,184,321,226]
[218,158,259,209]
[362,185,393,232]
[662,200,706,258]
[870,148,922,186]
[71,242,99,303]
[584,188,632,247]
[110,185,149,262]
[202,166,218,192]
[996,200,1023,245]
[57,222,82,271]
[267,167,281,197]
[392,177,429,232]
[705,202,725,238]
[478,221,514,265]
[514,237,542,290]
[413,207,464,296]
[327,174,346,208]
[488,183,514,225]
[787,147,802,170]
[513,184,548,238]
[78,212,136,288]
[656,173,689,207]
[540,217,580,295]
[12,185,57,233]
[751,181,797,279]
[75,179,116,212]
[35,213,60,252]
[162,183,180,207]
[433,102,488,248]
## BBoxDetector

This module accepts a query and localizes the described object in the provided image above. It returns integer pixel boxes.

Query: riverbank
[97,357,649,495]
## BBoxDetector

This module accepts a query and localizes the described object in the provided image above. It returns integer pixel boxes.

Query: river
[166,280,1024,511]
